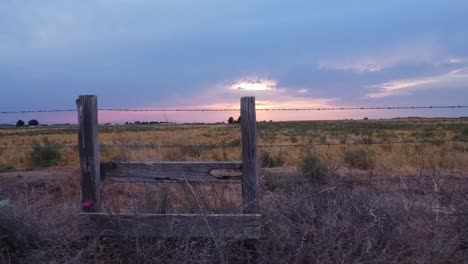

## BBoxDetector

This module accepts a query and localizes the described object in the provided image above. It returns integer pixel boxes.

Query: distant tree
[28,119,39,126]
[363,117,369,120]
[237,116,241,123]
[16,120,25,127]
[228,117,234,124]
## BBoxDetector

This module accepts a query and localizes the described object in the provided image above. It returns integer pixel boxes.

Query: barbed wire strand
[1,105,468,114]
[0,139,466,150]
[263,176,468,184]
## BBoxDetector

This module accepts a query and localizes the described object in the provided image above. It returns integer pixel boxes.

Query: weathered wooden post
[76,95,101,212]
[241,96,259,214]
[240,96,260,262]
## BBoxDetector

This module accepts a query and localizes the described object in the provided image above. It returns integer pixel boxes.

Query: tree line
[16,119,39,127]
[227,116,241,124]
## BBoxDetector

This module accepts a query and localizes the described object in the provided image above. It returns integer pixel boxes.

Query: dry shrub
[0,169,83,263]
[260,151,286,168]
[299,148,328,182]
[258,181,468,263]
[344,149,376,170]
[29,139,62,168]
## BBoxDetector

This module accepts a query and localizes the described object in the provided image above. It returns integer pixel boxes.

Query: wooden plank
[109,178,241,184]
[241,97,260,214]
[79,213,261,239]
[101,161,243,182]
[76,95,101,212]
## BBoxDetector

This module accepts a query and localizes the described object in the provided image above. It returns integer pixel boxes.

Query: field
[1,118,468,175]
[1,118,468,263]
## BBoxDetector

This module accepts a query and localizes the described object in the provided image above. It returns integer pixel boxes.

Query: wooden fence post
[241,97,259,214]
[76,95,101,212]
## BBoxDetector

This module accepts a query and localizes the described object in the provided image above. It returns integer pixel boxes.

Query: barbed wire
[1,105,468,114]
[0,139,465,150]
[263,176,468,184]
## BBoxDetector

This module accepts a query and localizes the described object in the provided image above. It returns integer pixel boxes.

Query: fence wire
[0,139,466,150]
[264,176,468,184]
[1,105,468,114]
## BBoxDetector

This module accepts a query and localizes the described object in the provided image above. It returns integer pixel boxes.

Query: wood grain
[241,97,260,214]
[101,161,243,182]
[76,95,101,212]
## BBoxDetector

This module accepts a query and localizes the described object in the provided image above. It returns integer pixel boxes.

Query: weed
[319,135,327,144]
[29,138,61,168]
[0,163,15,173]
[260,151,285,168]
[226,138,241,147]
[290,135,298,143]
[299,149,328,182]
[180,145,207,158]
[101,144,128,162]
[343,149,376,170]
[358,135,374,144]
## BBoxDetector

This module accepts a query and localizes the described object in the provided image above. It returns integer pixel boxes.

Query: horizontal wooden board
[79,213,261,239]
[101,161,243,182]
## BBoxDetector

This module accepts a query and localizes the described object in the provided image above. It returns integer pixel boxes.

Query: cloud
[230,78,276,91]
[318,39,448,73]
[445,57,468,64]
[196,76,338,108]
[365,67,468,98]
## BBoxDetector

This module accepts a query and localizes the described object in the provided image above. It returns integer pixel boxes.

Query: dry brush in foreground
[1,169,467,263]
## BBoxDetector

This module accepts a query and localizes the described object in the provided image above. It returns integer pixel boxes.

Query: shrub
[100,144,128,162]
[299,149,328,182]
[289,135,298,143]
[260,151,285,168]
[343,149,375,170]
[29,139,61,167]
[180,145,208,159]
[358,135,373,144]
[0,163,15,173]
[226,138,241,147]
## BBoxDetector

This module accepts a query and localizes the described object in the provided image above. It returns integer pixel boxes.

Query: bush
[343,149,375,170]
[100,144,128,162]
[299,149,328,182]
[0,163,15,173]
[29,139,61,167]
[358,135,373,144]
[260,151,285,168]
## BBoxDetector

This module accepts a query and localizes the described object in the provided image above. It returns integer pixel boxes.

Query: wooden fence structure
[77,95,261,239]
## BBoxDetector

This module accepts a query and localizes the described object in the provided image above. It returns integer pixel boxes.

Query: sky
[1,0,468,124]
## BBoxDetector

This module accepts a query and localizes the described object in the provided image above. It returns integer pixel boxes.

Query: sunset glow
[230,79,276,91]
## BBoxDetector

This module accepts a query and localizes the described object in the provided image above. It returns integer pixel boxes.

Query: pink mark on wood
[82,199,94,208]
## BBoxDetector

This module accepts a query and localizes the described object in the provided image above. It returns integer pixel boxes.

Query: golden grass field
[1,118,468,263]
[0,118,467,177]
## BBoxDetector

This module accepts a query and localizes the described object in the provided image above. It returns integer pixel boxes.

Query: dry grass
[1,169,467,263]
[0,119,467,176]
